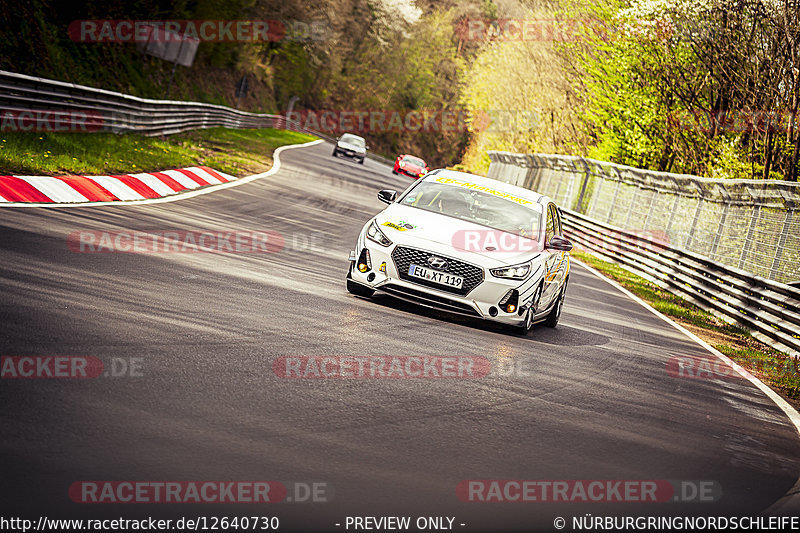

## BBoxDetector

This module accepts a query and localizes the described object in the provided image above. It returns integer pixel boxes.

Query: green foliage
[270,42,317,109]
[0,128,315,176]
[715,345,800,399]
[561,0,800,180]
[309,6,470,165]
[0,0,488,167]
[459,2,588,173]
[481,0,497,19]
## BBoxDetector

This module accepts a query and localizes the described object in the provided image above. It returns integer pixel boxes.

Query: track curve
[0,141,798,531]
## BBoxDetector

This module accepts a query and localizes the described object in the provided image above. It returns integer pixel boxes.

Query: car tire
[516,307,535,335]
[346,271,374,298]
[332,149,338,157]
[392,169,398,174]
[514,285,541,335]
[359,157,365,164]
[544,280,567,328]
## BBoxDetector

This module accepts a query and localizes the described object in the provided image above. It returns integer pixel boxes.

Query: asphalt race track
[1,141,798,532]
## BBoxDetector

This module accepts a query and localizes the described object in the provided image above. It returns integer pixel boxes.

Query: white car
[332,133,367,164]
[346,169,572,334]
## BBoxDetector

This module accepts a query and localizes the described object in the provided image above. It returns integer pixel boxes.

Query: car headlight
[366,220,392,247]
[490,261,532,280]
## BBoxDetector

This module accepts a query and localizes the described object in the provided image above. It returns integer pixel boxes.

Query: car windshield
[340,134,365,147]
[400,179,542,240]
[402,156,425,167]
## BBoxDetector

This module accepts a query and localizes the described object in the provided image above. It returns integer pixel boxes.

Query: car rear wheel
[332,149,339,157]
[544,280,567,328]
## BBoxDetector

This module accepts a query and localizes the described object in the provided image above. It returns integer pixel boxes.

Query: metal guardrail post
[587,171,603,219]
[739,205,761,270]
[624,186,639,228]
[606,179,622,224]
[665,194,680,235]
[551,169,565,204]
[770,209,794,280]
[685,198,704,249]
[710,203,729,260]
[641,189,657,229]
[575,157,591,213]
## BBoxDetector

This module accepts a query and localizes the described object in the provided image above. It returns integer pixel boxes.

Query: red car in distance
[392,154,428,179]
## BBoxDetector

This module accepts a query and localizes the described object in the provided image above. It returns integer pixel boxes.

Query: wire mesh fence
[487,151,800,285]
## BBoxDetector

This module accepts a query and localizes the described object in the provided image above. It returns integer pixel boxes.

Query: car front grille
[391,246,484,296]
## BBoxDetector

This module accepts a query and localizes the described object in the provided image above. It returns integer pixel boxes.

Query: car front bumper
[397,167,424,178]
[337,148,365,159]
[348,240,542,326]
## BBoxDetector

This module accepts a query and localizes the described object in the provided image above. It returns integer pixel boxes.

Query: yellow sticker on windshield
[433,177,534,206]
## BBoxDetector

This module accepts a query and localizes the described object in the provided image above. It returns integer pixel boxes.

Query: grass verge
[572,251,800,409]
[0,128,318,177]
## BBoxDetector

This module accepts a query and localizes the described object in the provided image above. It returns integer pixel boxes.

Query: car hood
[399,162,424,173]
[338,142,365,152]
[375,203,542,268]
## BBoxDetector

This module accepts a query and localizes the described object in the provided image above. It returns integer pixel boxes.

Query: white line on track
[573,258,800,516]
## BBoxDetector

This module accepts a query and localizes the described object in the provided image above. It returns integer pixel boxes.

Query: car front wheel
[544,280,567,328]
[516,307,534,335]
[514,285,541,336]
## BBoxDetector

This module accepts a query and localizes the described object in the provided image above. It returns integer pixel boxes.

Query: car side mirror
[548,236,573,252]
[377,189,397,204]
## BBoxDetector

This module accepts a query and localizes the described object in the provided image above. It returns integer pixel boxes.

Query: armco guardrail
[0,70,395,165]
[563,209,800,355]
[0,70,312,137]
[487,151,800,356]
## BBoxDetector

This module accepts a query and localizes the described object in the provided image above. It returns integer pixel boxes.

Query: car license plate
[408,263,463,288]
